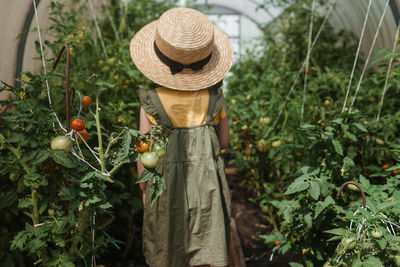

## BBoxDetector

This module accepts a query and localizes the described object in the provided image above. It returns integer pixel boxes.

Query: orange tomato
[382,164,389,170]
[82,96,91,106]
[275,240,281,246]
[136,140,150,153]
[392,169,398,175]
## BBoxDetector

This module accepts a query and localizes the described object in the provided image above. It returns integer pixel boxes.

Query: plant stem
[95,95,106,173]
[31,189,40,225]
[108,162,124,177]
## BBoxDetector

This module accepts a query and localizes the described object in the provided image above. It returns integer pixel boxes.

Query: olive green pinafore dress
[139,86,231,267]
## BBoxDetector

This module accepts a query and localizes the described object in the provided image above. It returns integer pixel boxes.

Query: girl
[130,7,233,267]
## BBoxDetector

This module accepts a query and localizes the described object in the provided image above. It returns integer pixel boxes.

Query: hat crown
[155,8,214,65]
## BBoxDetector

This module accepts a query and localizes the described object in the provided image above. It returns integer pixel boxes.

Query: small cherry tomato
[136,140,150,153]
[82,96,91,106]
[382,164,389,170]
[141,152,159,168]
[393,169,399,175]
[275,240,280,246]
[76,129,89,144]
[71,119,85,131]
[51,136,73,152]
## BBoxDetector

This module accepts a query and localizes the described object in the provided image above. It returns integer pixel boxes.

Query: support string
[101,0,121,46]
[87,0,109,59]
[300,0,316,124]
[342,0,372,113]
[274,0,337,129]
[348,0,390,114]
[32,0,67,132]
[376,19,400,121]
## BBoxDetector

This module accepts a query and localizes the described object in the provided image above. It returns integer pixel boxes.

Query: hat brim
[130,20,233,91]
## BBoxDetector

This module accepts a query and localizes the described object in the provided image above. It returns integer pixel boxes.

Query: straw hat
[130,7,233,91]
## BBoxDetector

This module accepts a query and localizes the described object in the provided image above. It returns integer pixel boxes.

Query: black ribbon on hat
[154,42,212,75]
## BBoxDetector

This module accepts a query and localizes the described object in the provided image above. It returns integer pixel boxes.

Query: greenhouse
[1,0,400,266]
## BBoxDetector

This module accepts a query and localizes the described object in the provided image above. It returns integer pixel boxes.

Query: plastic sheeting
[1,0,400,88]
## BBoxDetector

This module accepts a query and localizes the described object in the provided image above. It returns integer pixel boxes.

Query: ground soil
[226,168,300,267]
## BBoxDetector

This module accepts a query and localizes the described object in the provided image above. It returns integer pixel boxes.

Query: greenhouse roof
[1,0,400,88]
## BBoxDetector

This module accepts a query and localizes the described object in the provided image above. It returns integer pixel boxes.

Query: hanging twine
[87,0,109,59]
[300,0,316,124]
[341,0,372,113]
[274,0,337,129]
[101,0,121,46]
[32,0,67,132]
[376,19,400,121]
[348,0,390,114]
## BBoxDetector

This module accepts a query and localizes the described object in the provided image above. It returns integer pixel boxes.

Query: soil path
[226,169,299,267]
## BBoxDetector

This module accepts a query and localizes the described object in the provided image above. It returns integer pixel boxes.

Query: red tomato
[82,96,91,106]
[393,169,399,175]
[275,240,280,246]
[76,129,89,144]
[71,119,85,131]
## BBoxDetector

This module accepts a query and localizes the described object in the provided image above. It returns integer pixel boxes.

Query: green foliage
[1,0,175,264]
[226,0,400,265]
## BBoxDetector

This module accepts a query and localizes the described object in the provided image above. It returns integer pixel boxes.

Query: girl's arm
[218,105,230,150]
[138,107,152,203]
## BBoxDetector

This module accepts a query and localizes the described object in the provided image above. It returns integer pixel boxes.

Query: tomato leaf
[332,140,343,156]
[304,213,312,228]
[150,174,166,206]
[31,149,50,164]
[353,122,368,132]
[284,181,310,195]
[289,263,304,267]
[137,169,154,183]
[19,150,39,163]
[50,150,77,168]
[308,181,320,201]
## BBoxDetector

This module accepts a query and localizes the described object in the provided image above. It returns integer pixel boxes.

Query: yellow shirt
[145,87,226,127]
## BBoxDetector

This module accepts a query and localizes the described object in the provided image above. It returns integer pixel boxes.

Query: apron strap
[206,85,225,125]
[139,86,174,128]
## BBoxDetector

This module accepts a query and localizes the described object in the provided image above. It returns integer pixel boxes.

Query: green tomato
[341,237,356,250]
[259,117,271,126]
[257,139,271,152]
[51,136,73,152]
[271,140,282,148]
[141,152,159,169]
[323,262,333,267]
[371,229,382,239]
[395,255,400,267]
[347,184,359,191]
[153,143,167,157]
